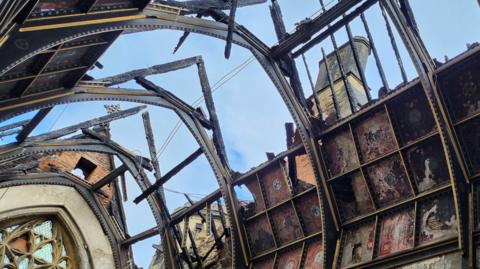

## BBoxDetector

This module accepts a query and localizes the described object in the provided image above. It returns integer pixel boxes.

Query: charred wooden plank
[92,164,127,191]
[134,148,203,204]
[95,57,200,86]
[27,105,146,142]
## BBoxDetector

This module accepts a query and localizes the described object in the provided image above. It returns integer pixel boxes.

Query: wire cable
[155,56,255,158]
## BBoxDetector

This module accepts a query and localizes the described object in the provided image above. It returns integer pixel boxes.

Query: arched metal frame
[0,137,165,268]
[0,5,410,268]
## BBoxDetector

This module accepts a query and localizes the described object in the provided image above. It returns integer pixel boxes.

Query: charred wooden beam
[321,47,341,119]
[27,105,146,142]
[184,194,207,223]
[224,0,238,59]
[0,119,29,133]
[360,13,390,91]
[291,0,378,58]
[170,190,222,224]
[135,77,212,129]
[95,57,200,86]
[196,58,229,168]
[285,122,297,187]
[122,226,161,246]
[134,148,203,204]
[184,194,222,249]
[380,2,408,83]
[173,14,203,54]
[187,227,203,267]
[399,0,419,34]
[92,164,127,191]
[0,128,22,139]
[271,0,374,58]
[202,232,225,262]
[16,107,52,143]
[301,53,323,116]
[81,128,153,171]
[142,111,168,204]
[269,0,307,108]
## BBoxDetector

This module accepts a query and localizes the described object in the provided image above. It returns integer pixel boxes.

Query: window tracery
[0,218,75,269]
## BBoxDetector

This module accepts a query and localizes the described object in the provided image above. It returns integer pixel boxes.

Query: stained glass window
[0,218,75,269]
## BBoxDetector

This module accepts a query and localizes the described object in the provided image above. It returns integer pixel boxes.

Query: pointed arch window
[0,218,76,269]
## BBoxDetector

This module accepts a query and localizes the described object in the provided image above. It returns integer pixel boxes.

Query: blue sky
[1,0,479,267]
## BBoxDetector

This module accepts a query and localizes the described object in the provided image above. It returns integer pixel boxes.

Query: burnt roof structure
[0,0,479,268]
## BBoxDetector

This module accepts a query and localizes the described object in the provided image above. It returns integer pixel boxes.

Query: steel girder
[0,10,338,268]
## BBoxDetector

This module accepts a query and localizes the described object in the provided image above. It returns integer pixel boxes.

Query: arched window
[0,218,76,269]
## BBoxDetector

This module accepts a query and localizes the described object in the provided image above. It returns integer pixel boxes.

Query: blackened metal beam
[291,0,378,58]
[16,107,52,143]
[134,148,203,204]
[95,57,200,86]
[92,164,127,191]
[135,77,212,129]
[26,105,146,142]
[271,0,374,58]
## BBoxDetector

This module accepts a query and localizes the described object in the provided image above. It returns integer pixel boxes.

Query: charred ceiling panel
[354,110,397,163]
[388,88,436,145]
[294,190,322,235]
[276,245,302,269]
[365,154,412,208]
[457,118,480,175]
[270,202,303,246]
[339,221,375,268]
[245,214,275,256]
[251,256,274,269]
[377,208,414,257]
[331,172,374,221]
[243,177,266,217]
[258,162,291,207]
[322,128,359,178]
[438,53,480,176]
[304,239,324,269]
[439,55,480,123]
[417,192,457,246]
[405,137,449,193]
